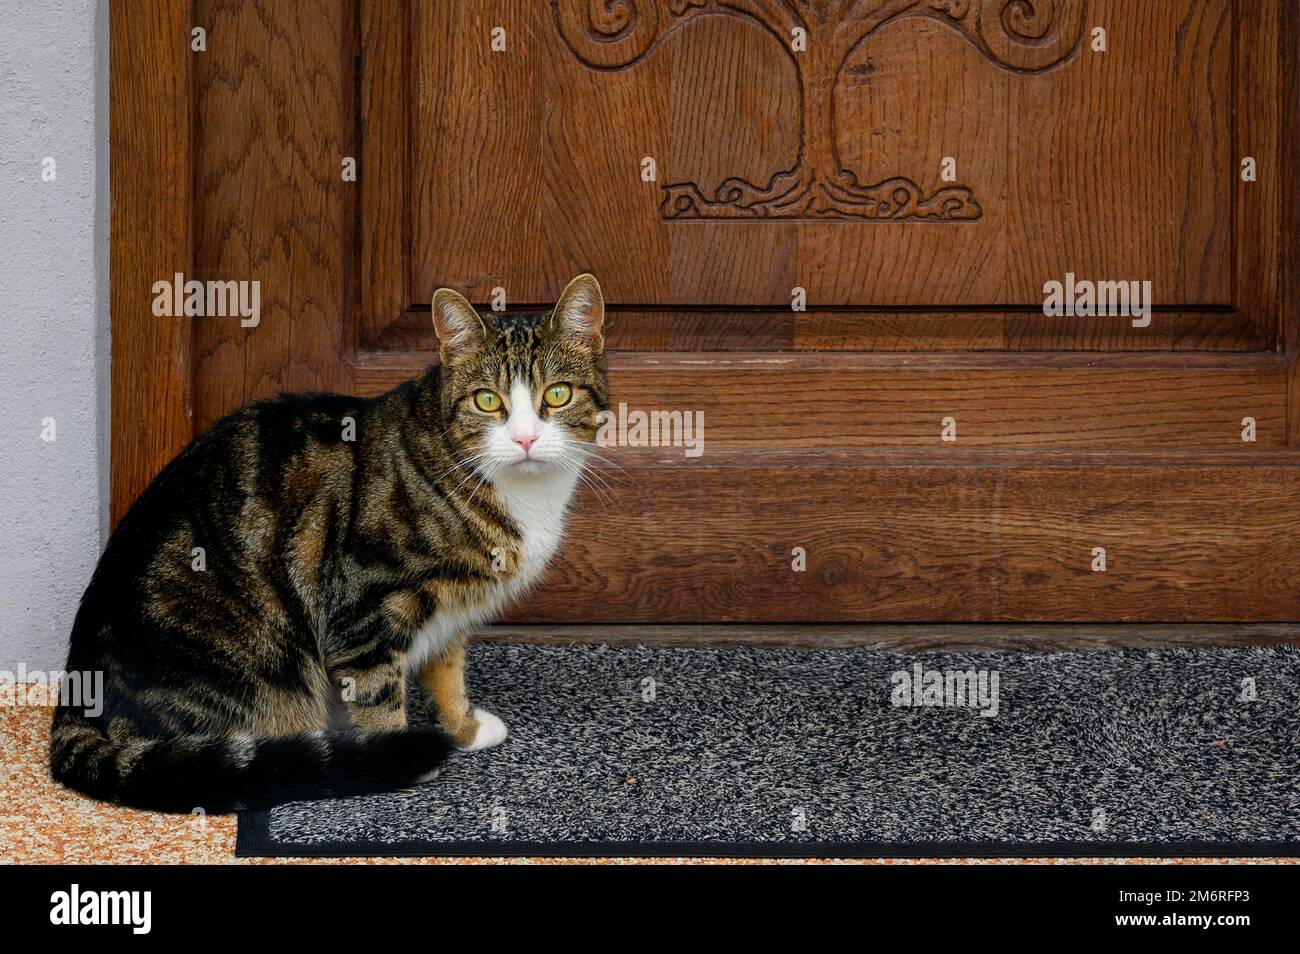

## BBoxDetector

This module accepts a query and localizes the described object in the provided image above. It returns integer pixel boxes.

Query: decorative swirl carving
[553,0,709,69]
[661,171,982,220]
[983,0,1084,70]
[553,0,1087,219]
[931,0,1086,72]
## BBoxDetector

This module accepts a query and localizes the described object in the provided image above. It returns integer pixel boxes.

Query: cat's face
[432,273,609,480]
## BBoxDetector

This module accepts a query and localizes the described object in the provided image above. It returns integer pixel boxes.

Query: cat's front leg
[418,639,507,751]
[331,649,409,732]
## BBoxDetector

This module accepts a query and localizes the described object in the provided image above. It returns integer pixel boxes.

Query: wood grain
[1007,0,1231,313]
[1284,0,1300,444]
[355,356,1287,447]
[109,0,193,527]
[499,451,1300,622]
[358,0,407,360]
[189,0,351,434]
[1237,0,1282,347]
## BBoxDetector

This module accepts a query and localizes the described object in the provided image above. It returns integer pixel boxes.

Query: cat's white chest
[495,471,574,590]
[406,468,577,669]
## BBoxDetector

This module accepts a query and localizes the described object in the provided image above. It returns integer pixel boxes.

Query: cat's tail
[49,709,450,813]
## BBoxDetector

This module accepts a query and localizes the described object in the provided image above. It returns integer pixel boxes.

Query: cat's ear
[432,287,486,361]
[552,273,604,350]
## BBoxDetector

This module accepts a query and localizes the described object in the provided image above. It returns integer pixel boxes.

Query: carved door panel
[114,0,1300,623]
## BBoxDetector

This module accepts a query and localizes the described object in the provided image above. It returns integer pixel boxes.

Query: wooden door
[112,0,1300,623]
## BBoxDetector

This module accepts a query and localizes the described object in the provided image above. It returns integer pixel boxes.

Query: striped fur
[51,275,608,812]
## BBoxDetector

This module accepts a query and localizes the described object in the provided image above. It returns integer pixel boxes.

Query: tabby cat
[51,274,608,812]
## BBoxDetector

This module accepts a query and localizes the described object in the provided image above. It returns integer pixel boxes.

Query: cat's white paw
[458,707,508,752]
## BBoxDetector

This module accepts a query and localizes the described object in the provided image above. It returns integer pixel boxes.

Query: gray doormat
[237,643,1300,858]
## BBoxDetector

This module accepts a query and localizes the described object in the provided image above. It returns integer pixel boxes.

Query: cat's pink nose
[513,433,538,455]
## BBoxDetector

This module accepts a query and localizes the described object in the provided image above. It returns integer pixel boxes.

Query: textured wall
[0,0,109,670]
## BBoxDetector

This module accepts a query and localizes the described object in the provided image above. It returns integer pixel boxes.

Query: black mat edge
[235,810,1300,859]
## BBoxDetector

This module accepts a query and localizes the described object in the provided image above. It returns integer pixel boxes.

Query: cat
[50,273,608,812]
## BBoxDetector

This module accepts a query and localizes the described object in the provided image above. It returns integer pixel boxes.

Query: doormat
[238,643,1300,858]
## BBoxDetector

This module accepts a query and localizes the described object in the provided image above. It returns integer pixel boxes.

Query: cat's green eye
[542,383,573,409]
[473,389,503,413]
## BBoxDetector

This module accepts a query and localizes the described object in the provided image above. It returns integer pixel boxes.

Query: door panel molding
[363,306,1265,355]
[355,0,1281,350]
[354,358,1289,449]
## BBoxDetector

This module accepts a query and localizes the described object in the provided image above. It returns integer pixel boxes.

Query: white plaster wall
[0,0,110,670]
